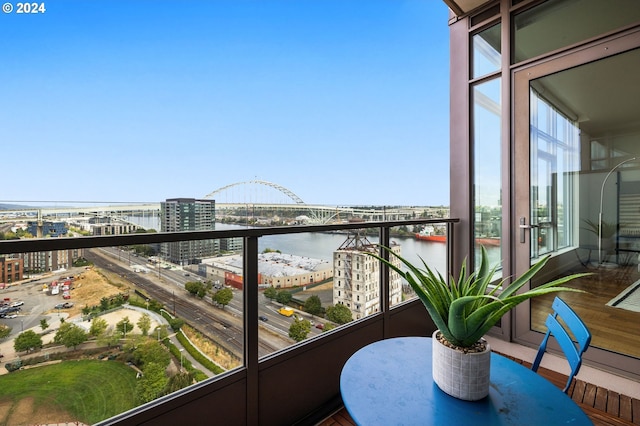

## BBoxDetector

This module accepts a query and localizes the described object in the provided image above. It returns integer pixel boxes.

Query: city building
[26,221,67,238]
[0,256,23,285]
[19,250,73,274]
[219,236,243,253]
[199,252,332,289]
[160,198,217,265]
[333,233,402,320]
[91,223,140,236]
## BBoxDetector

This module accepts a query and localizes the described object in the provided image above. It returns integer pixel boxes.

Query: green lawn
[0,360,138,424]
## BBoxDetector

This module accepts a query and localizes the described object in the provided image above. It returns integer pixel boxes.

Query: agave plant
[371,245,589,348]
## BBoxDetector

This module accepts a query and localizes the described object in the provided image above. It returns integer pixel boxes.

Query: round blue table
[340,337,592,425]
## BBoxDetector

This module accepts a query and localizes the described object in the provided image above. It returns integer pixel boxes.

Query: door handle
[519,217,538,243]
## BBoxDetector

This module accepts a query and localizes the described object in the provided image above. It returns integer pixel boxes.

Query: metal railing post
[379,225,391,337]
[244,236,259,425]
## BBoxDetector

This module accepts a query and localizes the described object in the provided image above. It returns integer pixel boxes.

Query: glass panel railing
[0,219,457,423]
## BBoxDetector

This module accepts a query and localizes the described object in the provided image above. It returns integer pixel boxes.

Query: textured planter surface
[431,330,491,401]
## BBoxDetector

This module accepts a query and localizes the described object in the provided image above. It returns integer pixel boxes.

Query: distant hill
[0,203,30,210]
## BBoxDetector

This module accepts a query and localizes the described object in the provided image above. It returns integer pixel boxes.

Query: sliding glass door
[513,31,640,375]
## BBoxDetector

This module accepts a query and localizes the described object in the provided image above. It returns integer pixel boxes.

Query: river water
[216,223,503,274]
[130,218,501,274]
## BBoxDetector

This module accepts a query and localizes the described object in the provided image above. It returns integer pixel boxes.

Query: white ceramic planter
[431,330,491,401]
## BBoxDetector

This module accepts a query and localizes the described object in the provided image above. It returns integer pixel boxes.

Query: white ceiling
[534,46,640,138]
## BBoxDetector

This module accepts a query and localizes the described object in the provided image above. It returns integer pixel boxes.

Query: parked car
[315,323,324,330]
[5,314,17,319]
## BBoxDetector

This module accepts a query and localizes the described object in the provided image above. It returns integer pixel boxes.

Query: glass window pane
[472,24,501,79]
[529,48,640,362]
[473,78,502,272]
[513,0,640,64]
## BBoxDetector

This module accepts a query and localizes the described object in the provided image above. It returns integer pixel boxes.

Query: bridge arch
[203,180,306,204]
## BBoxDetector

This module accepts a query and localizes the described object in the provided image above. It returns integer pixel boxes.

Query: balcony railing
[0,218,457,425]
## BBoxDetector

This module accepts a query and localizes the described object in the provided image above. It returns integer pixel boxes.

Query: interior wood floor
[531,262,640,358]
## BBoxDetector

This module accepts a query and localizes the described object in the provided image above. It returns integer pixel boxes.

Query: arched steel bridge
[204,180,306,205]
[0,180,431,227]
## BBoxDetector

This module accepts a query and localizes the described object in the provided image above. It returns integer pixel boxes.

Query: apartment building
[0,257,23,284]
[160,198,217,265]
[26,221,67,238]
[20,250,72,274]
[333,234,402,320]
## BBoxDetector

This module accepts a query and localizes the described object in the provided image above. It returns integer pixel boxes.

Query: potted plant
[371,245,588,401]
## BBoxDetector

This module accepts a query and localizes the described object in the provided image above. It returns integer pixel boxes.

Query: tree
[288,318,311,342]
[212,288,233,309]
[97,327,120,348]
[54,322,88,349]
[40,319,49,332]
[263,286,277,300]
[117,316,135,338]
[169,317,184,331]
[89,317,109,337]
[136,362,169,404]
[303,295,323,316]
[185,281,207,298]
[276,290,292,305]
[137,313,152,336]
[148,299,163,312]
[100,297,110,311]
[326,304,353,325]
[184,281,202,296]
[133,340,171,368]
[14,330,43,353]
[0,324,11,339]
[164,371,194,395]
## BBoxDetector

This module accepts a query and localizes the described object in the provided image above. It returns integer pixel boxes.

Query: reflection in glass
[513,0,640,64]
[473,78,502,273]
[528,49,640,361]
[472,24,501,79]
[529,88,580,257]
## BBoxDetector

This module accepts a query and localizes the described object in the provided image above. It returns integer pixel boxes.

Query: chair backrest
[531,296,592,393]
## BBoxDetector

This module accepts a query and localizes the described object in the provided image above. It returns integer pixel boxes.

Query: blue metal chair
[531,296,592,393]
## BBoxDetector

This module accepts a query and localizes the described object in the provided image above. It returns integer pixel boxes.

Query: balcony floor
[318,353,640,426]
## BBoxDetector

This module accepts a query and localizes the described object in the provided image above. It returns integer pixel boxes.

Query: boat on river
[415,226,500,246]
[415,226,446,243]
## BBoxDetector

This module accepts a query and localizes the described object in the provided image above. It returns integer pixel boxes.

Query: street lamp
[123,319,128,339]
[156,325,161,341]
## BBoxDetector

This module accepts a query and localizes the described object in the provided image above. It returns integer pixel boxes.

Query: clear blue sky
[1,0,451,207]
